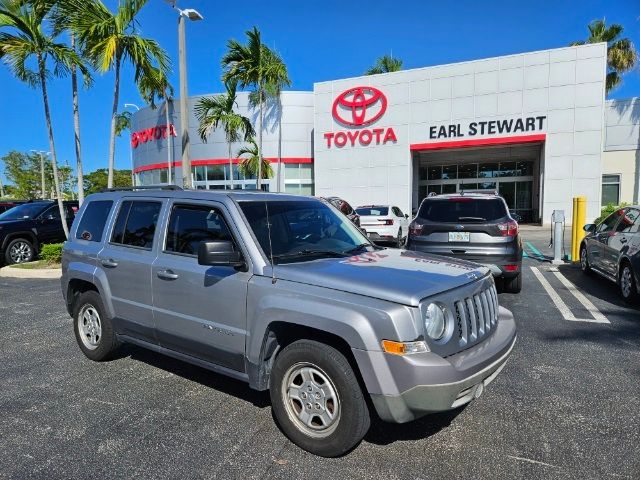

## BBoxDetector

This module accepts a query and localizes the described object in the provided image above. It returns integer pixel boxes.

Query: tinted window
[165,205,233,255]
[42,206,61,220]
[111,200,161,249]
[418,198,508,222]
[356,207,389,216]
[76,201,113,242]
[0,203,50,220]
[619,209,640,233]
[596,211,621,233]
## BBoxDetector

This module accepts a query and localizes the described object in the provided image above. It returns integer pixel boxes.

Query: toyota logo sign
[332,86,387,127]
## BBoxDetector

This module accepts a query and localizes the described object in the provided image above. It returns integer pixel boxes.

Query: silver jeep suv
[61,187,517,457]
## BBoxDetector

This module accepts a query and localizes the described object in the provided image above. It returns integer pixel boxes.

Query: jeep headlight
[424,303,449,341]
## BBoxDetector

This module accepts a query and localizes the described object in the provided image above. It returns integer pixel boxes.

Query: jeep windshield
[239,200,374,264]
[0,202,49,221]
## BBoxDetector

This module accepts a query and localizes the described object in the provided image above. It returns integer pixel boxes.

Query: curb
[0,267,62,279]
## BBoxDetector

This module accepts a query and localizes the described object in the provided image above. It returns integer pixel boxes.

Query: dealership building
[130,42,639,223]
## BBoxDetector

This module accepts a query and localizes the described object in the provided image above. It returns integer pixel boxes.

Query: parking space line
[549,267,609,324]
[530,267,610,324]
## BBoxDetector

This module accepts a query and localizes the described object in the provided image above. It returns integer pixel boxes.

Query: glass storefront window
[442,184,456,194]
[516,181,533,209]
[193,166,206,182]
[458,163,478,179]
[428,166,442,180]
[442,165,457,179]
[300,164,313,180]
[499,182,515,209]
[460,182,478,190]
[601,175,620,206]
[428,184,442,195]
[207,165,225,181]
[499,162,517,177]
[285,163,299,179]
[517,161,533,176]
[479,163,499,178]
[159,168,168,184]
[478,181,497,190]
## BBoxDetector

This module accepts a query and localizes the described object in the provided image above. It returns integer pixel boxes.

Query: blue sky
[1,0,638,184]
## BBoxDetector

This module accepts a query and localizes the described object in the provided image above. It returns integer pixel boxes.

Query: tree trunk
[107,56,121,189]
[38,54,68,239]
[277,93,282,193]
[257,88,263,190]
[228,141,234,190]
[71,35,84,205]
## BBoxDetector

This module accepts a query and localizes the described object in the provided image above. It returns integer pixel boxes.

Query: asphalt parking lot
[1,234,639,479]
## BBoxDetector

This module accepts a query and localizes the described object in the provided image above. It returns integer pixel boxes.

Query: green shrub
[39,243,63,264]
[594,202,629,225]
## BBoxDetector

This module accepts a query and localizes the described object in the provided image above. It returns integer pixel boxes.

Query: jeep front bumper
[352,306,517,423]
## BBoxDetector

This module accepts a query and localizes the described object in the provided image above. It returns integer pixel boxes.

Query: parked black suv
[406,192,523,293]
[580,206,640,303]
[0,200,78,264]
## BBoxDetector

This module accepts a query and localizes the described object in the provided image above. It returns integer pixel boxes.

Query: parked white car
[355,205,410,247]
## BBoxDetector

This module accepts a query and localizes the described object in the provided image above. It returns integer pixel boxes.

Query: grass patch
[9,260,61,270]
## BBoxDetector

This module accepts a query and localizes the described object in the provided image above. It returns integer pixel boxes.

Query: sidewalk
[0,266,62,279]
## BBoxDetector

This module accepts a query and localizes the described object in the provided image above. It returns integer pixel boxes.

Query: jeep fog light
[382,340,428,355]
[425,303,447,340]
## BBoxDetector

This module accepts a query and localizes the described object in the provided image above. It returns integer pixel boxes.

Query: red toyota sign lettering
[324,86,396,148]
[131,124,177,149]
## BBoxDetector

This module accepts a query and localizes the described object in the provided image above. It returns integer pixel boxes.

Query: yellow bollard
[571,196,587,262]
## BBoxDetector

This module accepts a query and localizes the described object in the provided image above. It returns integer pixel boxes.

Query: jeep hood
[272,248,490,306]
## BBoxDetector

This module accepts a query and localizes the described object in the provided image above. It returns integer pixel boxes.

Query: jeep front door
[151,201,250,372]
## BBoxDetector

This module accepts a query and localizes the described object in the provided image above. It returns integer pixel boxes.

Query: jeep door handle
[157,269,179,280]
[100,258,118,268]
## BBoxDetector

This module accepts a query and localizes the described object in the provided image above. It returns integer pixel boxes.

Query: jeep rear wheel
[5,238,34,265]
[73,291,118,361]
[270,340,370,457]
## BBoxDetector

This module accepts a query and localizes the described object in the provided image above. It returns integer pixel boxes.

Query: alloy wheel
[78,304,102,350]
[281,362,341,438]
[621,266,633,299]
[580,248,588,271]
[9,241,31,263]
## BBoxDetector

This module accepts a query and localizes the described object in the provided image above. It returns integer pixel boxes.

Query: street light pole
[31,150,49,199]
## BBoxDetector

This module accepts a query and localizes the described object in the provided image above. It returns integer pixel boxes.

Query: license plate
[448,231,470,242]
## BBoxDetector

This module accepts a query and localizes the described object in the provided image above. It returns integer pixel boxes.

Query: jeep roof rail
[101,185,184,193]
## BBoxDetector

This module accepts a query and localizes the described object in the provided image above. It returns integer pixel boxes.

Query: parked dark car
[0,200,78,264]
[319,196,360,227]
[580,206,640,303]
[406,192,523,293]
[0,200,27,214]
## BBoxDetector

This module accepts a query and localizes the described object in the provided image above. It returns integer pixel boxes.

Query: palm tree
[222,27,290,190]
[237,138,273,184]
[571,19,637,93]
[195,80,254,190]
[114,111,132,137]
[365,54,403,75]
[0,0,88,238]
[66,0,170,188]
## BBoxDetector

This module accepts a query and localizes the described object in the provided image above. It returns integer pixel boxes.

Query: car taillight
[498,220,518,237]
[409,223,424,235]
[381,219,394,225]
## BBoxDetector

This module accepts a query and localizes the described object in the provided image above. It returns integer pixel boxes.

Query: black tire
[396,228,403,248]
[72,290,118,361]
[270,340,370,457]
[619,262,639,304]
[4,238,34,265]
[580,244,592,275]
[503,272,522,293]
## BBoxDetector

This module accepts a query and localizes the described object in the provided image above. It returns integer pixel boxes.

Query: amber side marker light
[382,340,429,355]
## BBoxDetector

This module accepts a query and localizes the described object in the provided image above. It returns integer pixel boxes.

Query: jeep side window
[76,201,113,242]
[165,204,233,256]
[42,206,61,220]
[110,200,161,249]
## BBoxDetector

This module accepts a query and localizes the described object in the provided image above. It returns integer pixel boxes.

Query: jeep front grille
[454,283,499,347]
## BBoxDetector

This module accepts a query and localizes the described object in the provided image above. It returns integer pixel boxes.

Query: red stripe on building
[409,134,546,151]
[133,157,313,174]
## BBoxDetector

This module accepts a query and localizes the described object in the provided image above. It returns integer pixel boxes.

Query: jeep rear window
[418,198,508,222]
[76,201,113,242]
[111,200,162,249]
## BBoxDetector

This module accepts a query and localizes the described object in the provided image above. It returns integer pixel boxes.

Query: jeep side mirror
[583,224,596,232]
[198,240,244,267]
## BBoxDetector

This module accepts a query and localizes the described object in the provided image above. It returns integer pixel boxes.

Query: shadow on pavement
[557,264,640,312]
[113,343,271,409]
[364,407,464,446]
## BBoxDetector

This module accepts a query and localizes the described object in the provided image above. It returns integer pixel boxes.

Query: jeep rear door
[150,200,250,373]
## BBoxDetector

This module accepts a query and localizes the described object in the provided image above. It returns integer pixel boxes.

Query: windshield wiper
[343,243,372,254]
[458,216,486,221]
[272,249,348,263]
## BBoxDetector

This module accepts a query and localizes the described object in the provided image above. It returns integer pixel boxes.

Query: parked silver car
[61,188,517,457]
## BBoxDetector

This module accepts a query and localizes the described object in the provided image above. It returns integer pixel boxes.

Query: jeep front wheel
[270,340,370,457]
[73,290,118,361]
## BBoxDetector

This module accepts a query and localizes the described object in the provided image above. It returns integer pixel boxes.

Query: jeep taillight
[498,220,518,237]
[409,223,424,235]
